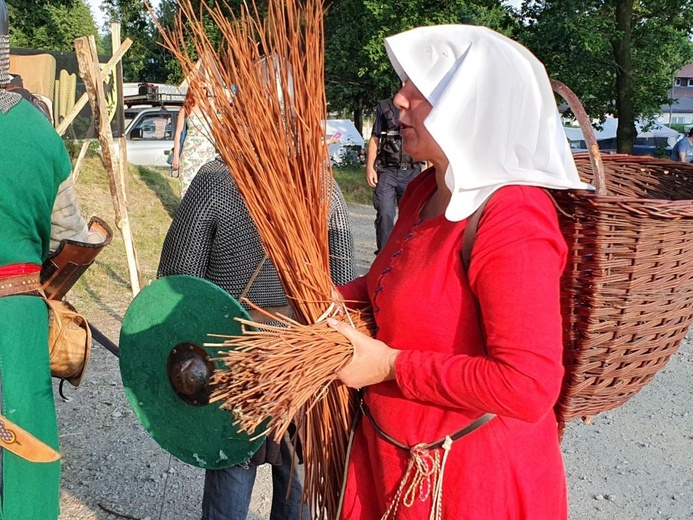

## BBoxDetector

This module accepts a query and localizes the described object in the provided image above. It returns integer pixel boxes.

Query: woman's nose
[393,90,406,110]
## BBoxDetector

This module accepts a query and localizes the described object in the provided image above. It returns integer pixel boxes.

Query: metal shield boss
[119,275,266,469]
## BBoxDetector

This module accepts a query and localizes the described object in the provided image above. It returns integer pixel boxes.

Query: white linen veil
[384,25,591,221]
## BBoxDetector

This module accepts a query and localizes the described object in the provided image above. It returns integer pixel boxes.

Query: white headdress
[385,25,590,221]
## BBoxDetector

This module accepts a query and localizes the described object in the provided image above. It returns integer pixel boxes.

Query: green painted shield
[119,275,265,469]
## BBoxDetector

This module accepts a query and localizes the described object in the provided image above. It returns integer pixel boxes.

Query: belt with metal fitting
[0,272,41,297]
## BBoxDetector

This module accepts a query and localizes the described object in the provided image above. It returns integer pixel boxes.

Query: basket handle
[550,79,607,195]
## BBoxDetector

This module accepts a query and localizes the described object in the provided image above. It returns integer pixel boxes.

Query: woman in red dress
[329,25,590,519]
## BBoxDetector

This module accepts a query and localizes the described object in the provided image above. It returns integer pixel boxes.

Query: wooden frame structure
[70,28,142,296]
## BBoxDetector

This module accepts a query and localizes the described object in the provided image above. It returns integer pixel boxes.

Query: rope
[430,436,453,520]
[381,441,450,520]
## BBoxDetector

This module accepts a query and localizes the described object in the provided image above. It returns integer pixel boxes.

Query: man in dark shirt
[365,97,423,254]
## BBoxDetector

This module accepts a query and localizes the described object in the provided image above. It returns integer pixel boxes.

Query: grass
[69,156,180,328]
[332,164,372,206]
[68,156,372,332]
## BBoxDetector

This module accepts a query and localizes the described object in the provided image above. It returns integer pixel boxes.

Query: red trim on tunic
[0,263,41,277]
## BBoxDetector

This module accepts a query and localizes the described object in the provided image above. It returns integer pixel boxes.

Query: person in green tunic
[0,2,94,517]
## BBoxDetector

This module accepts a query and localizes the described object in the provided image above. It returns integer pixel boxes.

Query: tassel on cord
[430,436,453,520]
[380,439,453,520]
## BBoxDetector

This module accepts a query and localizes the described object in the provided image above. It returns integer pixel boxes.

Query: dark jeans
[373,164,422,253]
[201,434,307,520]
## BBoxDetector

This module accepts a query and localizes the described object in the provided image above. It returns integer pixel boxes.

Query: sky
[86,0,161,33]
[86,0,106,32]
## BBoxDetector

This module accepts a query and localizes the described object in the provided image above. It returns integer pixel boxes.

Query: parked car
[117,105,181,167]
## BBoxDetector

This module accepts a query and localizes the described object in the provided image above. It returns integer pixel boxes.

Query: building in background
[661,63,693,129]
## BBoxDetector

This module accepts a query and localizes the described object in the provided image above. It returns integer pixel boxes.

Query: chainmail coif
[157,158,356,310]
[0,0,21,114]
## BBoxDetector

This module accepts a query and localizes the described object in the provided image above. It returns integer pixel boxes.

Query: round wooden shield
[119,275,265,469]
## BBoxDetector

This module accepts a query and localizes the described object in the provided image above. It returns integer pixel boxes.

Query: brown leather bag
[45,298,92,387]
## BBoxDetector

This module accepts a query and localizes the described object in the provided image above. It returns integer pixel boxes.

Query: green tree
[101,0,169,81]
[324,0,518,133]
[7,0,100,52]
[107,0,253,84]
[518,0,693,153]
[155,0,251,84]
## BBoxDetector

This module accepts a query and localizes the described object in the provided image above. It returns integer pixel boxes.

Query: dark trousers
[373,165,422,253]
[201,434,307,520]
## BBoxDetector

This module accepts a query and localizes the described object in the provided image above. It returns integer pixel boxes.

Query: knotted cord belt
[360,399,495,520]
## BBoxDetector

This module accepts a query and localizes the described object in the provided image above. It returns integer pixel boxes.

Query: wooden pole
[56,38,132,137]
[71,140,90,182]
[111,23,129,202]
[75,35,142,296]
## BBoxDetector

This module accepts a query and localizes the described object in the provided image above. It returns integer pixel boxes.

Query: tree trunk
[612,0,636,154]
[353,97,363,136]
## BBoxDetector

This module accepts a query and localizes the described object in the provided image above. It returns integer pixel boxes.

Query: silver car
[118,105,181,167]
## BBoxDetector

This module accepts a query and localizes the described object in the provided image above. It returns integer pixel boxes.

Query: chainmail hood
[0,0,20,114]
[0,0,8,87]
[158,159,356,312]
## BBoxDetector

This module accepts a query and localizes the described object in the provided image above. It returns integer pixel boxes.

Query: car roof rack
[124,82,186,108]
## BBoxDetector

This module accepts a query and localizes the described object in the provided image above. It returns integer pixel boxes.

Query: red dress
[339,169,568,519]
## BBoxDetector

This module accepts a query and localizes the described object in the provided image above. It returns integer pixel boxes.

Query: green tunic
[0,99,72,520]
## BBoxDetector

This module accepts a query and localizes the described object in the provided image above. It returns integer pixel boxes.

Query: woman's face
[394,81,445,165]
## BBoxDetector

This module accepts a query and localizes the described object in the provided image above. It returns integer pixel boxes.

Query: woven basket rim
[567,153,693,208]
[555,188,693,207]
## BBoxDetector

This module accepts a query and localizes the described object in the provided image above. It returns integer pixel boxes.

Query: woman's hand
[172,155,180,170]
[327,318,400,388]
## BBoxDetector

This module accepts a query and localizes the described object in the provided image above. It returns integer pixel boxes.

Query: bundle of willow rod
[205,302,375,516]
[208,302,375,439]
[153,1,362,517]
[155,0,334,323]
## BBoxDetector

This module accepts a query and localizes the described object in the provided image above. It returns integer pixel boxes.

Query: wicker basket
[550,81,693,433]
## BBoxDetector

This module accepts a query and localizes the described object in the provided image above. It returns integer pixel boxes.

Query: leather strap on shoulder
[461,197,491,274]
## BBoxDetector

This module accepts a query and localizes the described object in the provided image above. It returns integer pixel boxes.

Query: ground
[56,178,693,519]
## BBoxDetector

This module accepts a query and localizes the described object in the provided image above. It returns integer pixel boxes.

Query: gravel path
[57,203,693,520]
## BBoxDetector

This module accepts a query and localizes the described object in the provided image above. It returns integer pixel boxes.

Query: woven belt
[0,272,42,297]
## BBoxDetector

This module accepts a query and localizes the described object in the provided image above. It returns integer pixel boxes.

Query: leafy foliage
[324,0,518,132]
[517,0,693,152]
[109,0,264,83]
[7,0,101,52]
[99,0,166,81]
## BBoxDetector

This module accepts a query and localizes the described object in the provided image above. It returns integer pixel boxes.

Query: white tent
[563,126,584,141]
[323,119,364,165]
[565,117,678,141]
[634,119,679,140]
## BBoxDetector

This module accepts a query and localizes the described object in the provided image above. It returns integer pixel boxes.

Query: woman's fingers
[328,317,399,388]
[327,316,354,338]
